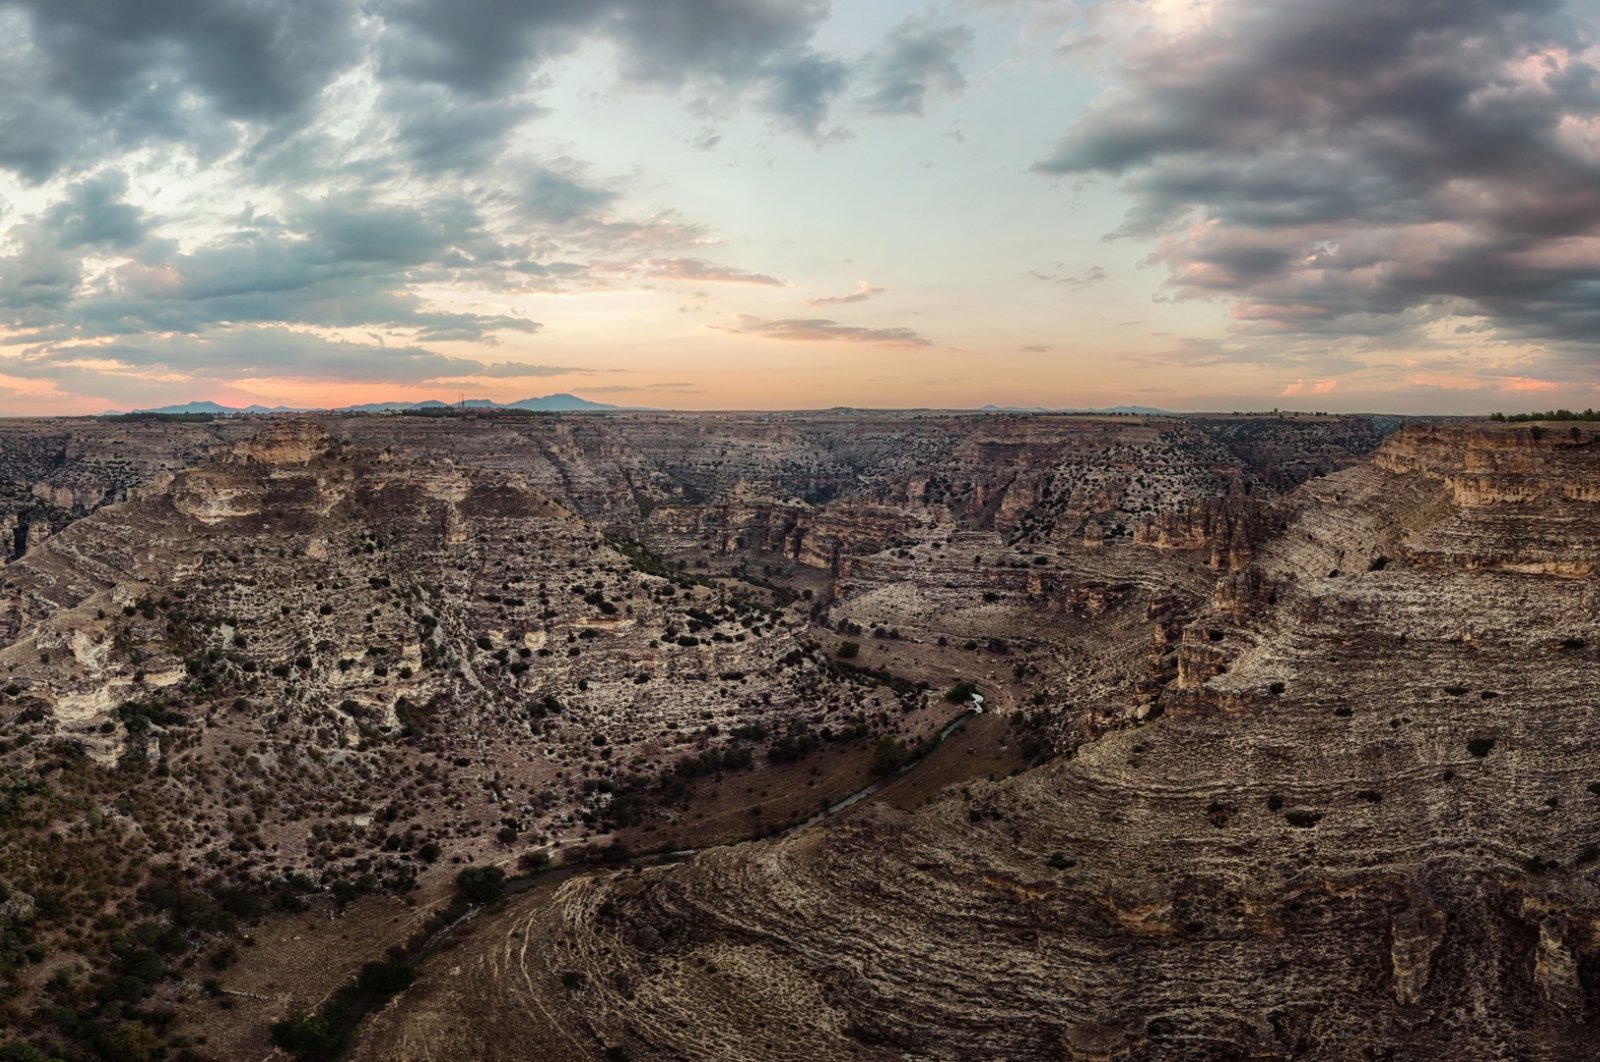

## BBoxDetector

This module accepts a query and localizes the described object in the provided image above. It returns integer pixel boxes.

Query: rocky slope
[367,422,1600,1061]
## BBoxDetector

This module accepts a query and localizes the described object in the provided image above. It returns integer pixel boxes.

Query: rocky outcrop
[1134,497,1276,570]
[1372,423,1600,576]
[1390,907,1446,1005]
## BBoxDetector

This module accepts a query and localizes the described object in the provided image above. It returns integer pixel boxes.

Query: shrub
[99,1021,162,1062]
[944,681,978,704]
[455,865,507,905]
[836,640,860,659]
[870,736,912,776]
[271,1009,344,1056]
[356,959,415,996]
[1467,738,1495,758]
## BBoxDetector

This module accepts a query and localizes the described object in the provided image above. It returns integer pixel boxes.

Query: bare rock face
[0,417,249,560]
[224,417,330,466]
[1375,422,1600,575]
[1135,497,1275,570]
[1534,914,1583,1014]
[1391,907,1446,1005]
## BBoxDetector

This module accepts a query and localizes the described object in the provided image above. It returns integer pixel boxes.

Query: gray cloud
[12,327,487,385]
[765,53,851,137]
[0,0,849,186]
[382,82,541,175]
[0,189,539,348]
[0,0,361,181]
[40,171,152,251]
[714,314,932,346]
[518,168,620,226]
[1036,0,1600,359]
[373,0,844,159]
[0,227,79,311]
[861,19,974,116]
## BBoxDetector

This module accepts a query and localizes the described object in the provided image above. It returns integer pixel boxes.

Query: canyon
[4,411,1594,1061]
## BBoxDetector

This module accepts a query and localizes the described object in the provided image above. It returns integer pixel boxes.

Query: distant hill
[507,393,622,412]
[126,393,623,416]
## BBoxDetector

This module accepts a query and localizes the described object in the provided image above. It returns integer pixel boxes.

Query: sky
[1,0,1599,415]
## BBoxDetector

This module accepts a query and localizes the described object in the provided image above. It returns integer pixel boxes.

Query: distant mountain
[507,393,620,412]
[124,394,623,416]
[135,400,302,415]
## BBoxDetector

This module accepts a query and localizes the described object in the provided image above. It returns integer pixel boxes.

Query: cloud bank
[1039,0,1600,382]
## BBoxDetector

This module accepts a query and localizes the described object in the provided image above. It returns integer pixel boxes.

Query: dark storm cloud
[1036,0,1600,354]
[861,19,974,116]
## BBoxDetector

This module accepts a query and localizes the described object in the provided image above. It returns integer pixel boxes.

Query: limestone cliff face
[645,500,912,573]
[0,418,245,561]
[223,418,330,466]
[1374,423,1600,504]
[1372,423,1600,576]
[1134,497,1275,571]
